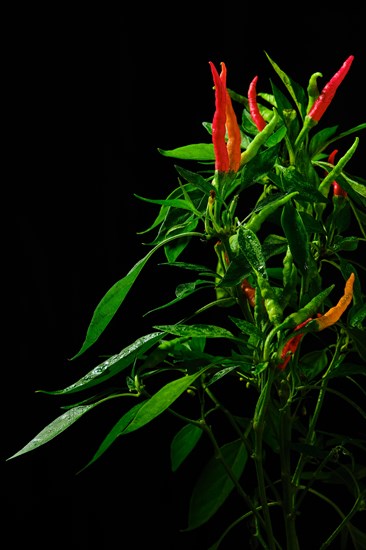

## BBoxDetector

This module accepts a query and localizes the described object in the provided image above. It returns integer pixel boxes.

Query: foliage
[8,53,366,549]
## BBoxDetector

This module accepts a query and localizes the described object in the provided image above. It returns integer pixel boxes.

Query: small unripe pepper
[328,149,347,197]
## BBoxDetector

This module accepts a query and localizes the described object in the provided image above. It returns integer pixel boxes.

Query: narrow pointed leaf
[122,369,208,434]
[158,143,215,161]
[7,404,96,460]
[71,231,203,359]
[187,439,248,530]
[154,323,236,339]
[171,423,203,472]
[39,332,166,395]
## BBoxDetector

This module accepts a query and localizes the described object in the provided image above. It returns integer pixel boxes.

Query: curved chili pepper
[248,75,266,131]
[328,149,347,197]
[313,272,355,331]
[307,55,354,123]
[277,318,313,371]
[209,61,229,172]
[225,90,242,172]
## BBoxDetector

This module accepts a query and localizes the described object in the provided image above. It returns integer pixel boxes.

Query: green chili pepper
[246,191,299,233]
[318,139,358,198]
[240,108,279,167]
[306,71,322,113]
[255,271,283,326]
[282,246,298,308]
[276,284,335,332]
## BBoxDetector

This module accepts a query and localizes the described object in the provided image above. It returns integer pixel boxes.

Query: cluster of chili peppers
[209,61,241,173]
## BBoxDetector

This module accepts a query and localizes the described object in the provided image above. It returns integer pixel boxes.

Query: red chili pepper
[209,61,230,172]
[277,318,313,371]
[307,55,354,123]
[328,149,347,197]
[209,61,241,173]
[248,76,266,132]
[240,278,256,307]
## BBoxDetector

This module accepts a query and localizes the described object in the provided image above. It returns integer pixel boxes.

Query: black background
[4,7,365,549]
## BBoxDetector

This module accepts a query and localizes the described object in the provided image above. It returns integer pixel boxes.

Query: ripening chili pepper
[209,61,229,172]
[240,278,256,307]
[248,76,266,131]
[209,61,241,174]
[328,149,347,197]
[225,90,242,172]
[312,272,355,331]
[276,284,335,332]
[307,55,354,123]
[277,318,313,371]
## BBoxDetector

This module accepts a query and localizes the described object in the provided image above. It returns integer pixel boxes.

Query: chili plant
[8,53,366,549]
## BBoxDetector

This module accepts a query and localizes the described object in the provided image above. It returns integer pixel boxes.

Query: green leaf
[326,362,366,379]
[265,52,307,117]
[154,323,237,340]
[281,202,310,275]
[229,316,262,337]
[133,194,202,217]
[299,349,328,380]
[237,226,267,278]
[38,332,166,395]
[170,423,203,472]
[122,370,207,434]
[174,165,213,194]
[7,404,96,460]
[347,327,366,361]
[71,231,203,359]
[186,439,248,530]
[158,143,215,161]
[79,401,146,471]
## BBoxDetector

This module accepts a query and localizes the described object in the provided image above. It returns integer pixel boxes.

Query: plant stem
[253,369,277,549]
[292,339,342,488]
[201,421,267,531]
[279,384,300,550]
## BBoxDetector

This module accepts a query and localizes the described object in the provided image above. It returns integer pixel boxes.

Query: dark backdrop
[4,7,365,549]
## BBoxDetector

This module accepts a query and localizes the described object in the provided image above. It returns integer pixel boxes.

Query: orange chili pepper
[314,272,355,331]
[240,278,256,307]
[225,90,241,172]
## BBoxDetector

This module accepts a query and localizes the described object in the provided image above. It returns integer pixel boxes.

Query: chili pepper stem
[253,369,277,550]
[292,338,344,489]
